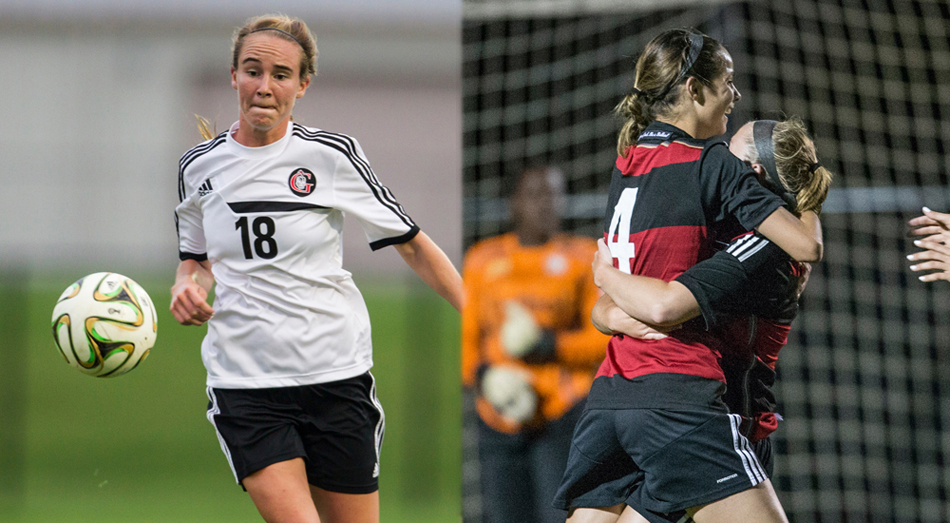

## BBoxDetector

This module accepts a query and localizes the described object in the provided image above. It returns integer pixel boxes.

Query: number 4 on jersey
[606,187,638,274]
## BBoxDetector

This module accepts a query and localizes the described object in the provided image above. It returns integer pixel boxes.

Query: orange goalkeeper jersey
[462,233,609,434]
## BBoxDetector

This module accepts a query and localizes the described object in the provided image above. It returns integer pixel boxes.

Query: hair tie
[808,162,822,173]
[249,27,305,50]
[630,87,650,102]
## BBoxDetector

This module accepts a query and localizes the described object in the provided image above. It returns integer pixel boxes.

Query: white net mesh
[463,1,950,521]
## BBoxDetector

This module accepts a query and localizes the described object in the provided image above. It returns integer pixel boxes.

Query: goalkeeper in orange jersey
[462,166,610,523]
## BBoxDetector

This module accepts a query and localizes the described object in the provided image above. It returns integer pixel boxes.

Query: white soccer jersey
[175,122,418,389]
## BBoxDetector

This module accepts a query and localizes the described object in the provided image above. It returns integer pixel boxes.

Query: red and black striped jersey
[676,231,808,441]
[595,121,784,385]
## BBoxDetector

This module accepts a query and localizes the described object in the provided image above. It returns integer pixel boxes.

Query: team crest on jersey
[288,168,316,196]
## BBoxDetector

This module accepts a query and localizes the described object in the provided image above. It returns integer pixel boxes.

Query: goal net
[463,1,950,521]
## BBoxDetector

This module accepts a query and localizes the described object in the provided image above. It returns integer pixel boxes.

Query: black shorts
[553,375,768,515]
[206,371,384,494]
[627,437,774,523]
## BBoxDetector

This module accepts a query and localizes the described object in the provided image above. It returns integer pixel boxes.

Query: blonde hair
[615,29,729,156]
[196,14,318,141]
[746,117,833,214]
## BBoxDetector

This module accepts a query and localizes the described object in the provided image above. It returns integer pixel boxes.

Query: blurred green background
[0,273,461,523]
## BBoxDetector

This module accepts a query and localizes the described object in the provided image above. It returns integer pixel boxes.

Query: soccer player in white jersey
[170,14,462,523]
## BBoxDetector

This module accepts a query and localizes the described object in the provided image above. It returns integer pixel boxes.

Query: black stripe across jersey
[174,120,418,390]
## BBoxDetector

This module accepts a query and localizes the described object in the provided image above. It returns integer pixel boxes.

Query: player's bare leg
[243,458,320,523]
[310,486,379,523]
[566,504,625,523]
[617,505,652,523]
[687,479,788,523]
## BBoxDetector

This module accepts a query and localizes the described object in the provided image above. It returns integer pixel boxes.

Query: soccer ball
[51,272,157,377]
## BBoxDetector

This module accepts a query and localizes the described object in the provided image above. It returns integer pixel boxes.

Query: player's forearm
[591,294,669,339]
[596,267,696,326]
[174,259,214,294]
[591,294,621,335]
[395,231,463,311]
[756,208,823,263]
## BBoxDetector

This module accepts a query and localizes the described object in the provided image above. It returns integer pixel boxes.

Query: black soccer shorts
[625,436,775,523]
[206,371,384,494]
[553,392,767,515]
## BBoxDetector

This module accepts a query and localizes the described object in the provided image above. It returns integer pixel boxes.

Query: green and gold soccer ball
[51,272,157,377]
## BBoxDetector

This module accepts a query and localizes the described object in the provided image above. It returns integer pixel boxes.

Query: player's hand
[170,279,214,326]
[500,301,541,357]
[592,238,616,288]
[908,234,950,282]
[592,294,668,340]
[796,262,812,299]
[908,207,950,237]
[622,316,670,340]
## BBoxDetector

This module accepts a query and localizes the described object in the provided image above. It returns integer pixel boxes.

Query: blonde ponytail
[792,165,832,215]
[195,114,215,142]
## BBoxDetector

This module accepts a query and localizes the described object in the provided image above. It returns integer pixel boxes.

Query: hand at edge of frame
[908,206,950,237]
[908,231,950,283]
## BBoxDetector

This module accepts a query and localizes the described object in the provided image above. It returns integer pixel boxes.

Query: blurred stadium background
[0,1,461,522]
[463,0,950,522]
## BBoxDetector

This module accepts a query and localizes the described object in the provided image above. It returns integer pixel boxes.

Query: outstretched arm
[756,208,823,263]
[395,230,463,311]
[592,239,701,326]
[907,207,950,282]
[170,259,215,326]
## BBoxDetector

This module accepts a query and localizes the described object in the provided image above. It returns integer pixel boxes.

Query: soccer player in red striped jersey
[553,30,821,523]
[589,117,833,523]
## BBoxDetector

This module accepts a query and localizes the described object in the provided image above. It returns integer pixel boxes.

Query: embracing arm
[395,230,463,311]
[756,208,823,263]
[170,259,215,326]
[592,239,701,327]
[590,294,668,340]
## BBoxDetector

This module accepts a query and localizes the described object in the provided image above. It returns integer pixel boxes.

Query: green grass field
[0,272,461,522]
